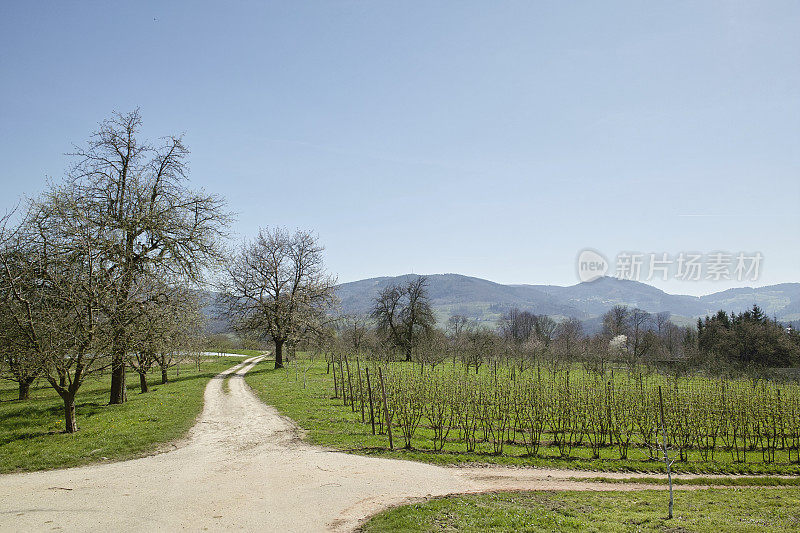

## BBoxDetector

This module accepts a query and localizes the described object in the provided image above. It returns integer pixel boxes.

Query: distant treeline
[308,277,800,376]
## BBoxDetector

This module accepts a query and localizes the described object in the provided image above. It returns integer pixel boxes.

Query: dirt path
[0,357,762,532]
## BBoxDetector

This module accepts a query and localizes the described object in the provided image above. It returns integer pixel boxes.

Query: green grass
[204,349,267,356]
[361,489,800,532]
[573,476,800,487]
[243,358,800,475]
[0,355,245,473]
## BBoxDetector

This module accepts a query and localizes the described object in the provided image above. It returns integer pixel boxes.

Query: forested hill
[334,274,800,328]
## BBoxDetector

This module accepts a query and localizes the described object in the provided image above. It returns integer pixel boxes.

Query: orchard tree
[221,227,337,369]
[553,317,584,359]
[499,308,536,344]
[603,305,629,338]
[2,188,110,432]
[446,314,471,365]
[64,109,229,404]
[155,289,204,384]
[372,276,435,362]
[415,327,449,370]
[339,314,370,356]
[129,282,204,392]
[600,305,655,362]
[0,215,42,399]
[464,328,500,374]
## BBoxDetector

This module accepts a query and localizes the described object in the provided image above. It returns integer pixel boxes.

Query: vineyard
[324,356,800,468]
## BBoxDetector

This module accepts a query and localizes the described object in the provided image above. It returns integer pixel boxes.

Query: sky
[1,1,798,296]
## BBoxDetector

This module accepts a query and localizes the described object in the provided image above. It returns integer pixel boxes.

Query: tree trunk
[109,353,126,404]
[161,365,168,384]
[274,340,284,369]
[139,371,149,393]
[64,394,78,433]
[18,377,33,400]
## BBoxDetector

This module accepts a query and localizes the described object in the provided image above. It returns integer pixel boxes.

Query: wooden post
[356,358,365,423]
[366,367,375,435]
[378,367,393,450]
[345,356,355,412]
[339,360,347,406]
[333,357,339,398]
[658,386,674,520]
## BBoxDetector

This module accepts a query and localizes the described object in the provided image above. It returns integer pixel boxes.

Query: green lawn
[243,358,800,475]
[0,355,245,473]
[574,475,800,487]
[361,489,800,532]
[204,349,268,357]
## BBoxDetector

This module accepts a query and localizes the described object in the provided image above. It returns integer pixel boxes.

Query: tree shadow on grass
[0,398,111,444]
[117,370,220,393]
[0,429,63,445]
[0,382,54,403]
[240,366,280,378]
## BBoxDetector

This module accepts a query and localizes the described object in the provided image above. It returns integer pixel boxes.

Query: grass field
[0,355,245,473]
[205,349,267,357]
[574,475,800,487]
[360,488,800,532]
[243,358,800,475]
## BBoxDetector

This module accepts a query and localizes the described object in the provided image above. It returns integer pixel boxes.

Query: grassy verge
[0,355,245,473]
[243,358,800,475]
[574,476,800,487]
[361,489,800,532]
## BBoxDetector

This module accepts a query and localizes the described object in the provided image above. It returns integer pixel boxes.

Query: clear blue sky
[1,1,798,296]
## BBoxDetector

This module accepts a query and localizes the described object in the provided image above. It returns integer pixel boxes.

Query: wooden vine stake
[332,356,339,398]
[658,385,675,520]
[356,358,365,423]
[365,367,376,435]
[378,367,393,449]
[345,356,355,412]
[339,359,347,406]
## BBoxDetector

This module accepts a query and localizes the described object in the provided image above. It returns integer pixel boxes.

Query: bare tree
[655,311,671,337]
[600,305,655,363]
[447,314,469,338]
[371,276,435,362]
[581,334,610,375]
[415,328,449,370]
[446,314,471,366]
[627,308,655,361]
[463,328,500,374]
[499,308,536,344]
[553,317,584,360]
[64,109,229,404]
[602,305,629,338]
[0,214,43,399]
[220,227,337,369]
[129,283,203,391]
[340,314,370,356]
[532,314,558,350]
[3,190,111,432]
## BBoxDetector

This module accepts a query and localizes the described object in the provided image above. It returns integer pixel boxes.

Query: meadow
[360,488,800,532]
[0,354,246,473]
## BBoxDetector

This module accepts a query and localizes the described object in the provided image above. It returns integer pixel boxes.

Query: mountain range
[334,274,800,332]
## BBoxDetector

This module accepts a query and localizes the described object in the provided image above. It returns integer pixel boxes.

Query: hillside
[334,274,800,330]
[205,275,800,334]
[335,274,585,327]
